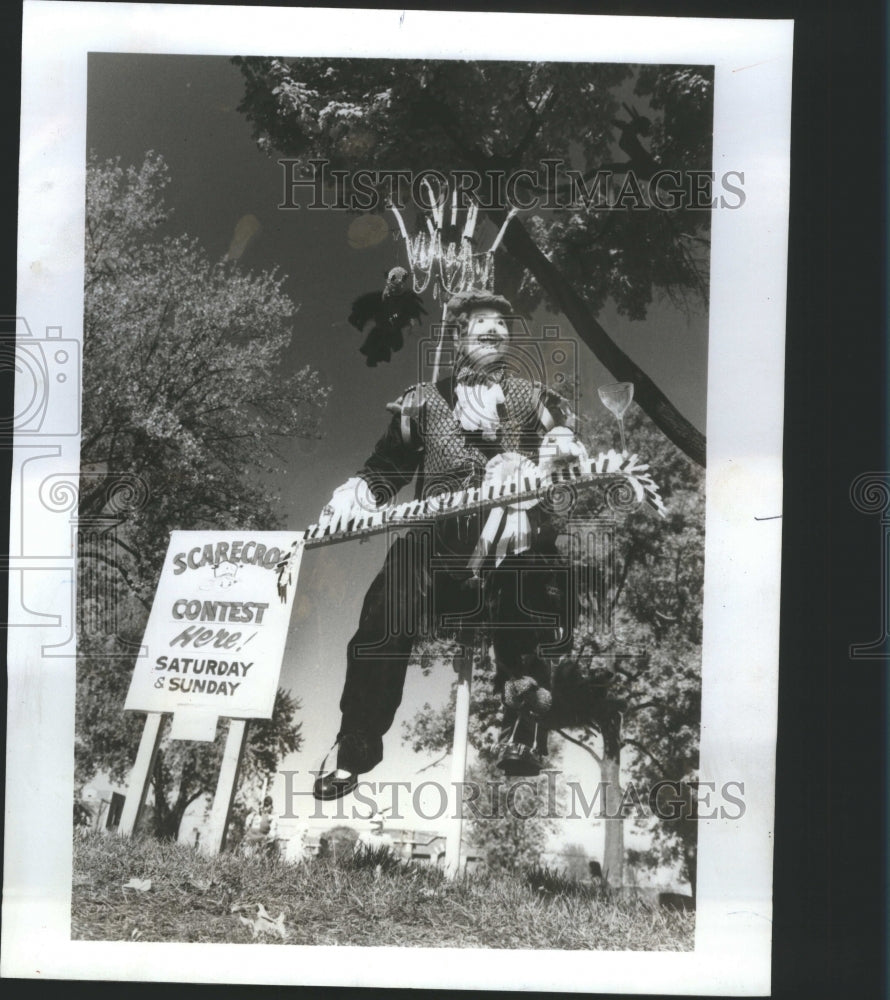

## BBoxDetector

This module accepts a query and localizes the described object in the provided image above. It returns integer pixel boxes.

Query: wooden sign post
[203,718,250,854]
[117,712,164,837]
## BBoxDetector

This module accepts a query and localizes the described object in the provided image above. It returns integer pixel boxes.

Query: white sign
[124,530,302,720]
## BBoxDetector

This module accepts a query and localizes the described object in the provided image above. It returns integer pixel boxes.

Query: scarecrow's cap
[444,289,514,323]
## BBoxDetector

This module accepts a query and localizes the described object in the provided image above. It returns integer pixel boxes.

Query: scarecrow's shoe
[496,742,544,778]
[312,769,359,801]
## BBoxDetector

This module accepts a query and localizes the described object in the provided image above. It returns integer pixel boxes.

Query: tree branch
[623,699,686,719]
[186,788,208,809]
[416,750,450,773]
[623,700,661,717]
[414,90,487,167]
[555,727,602,765]
[490,211,707,466]
[621,737,665,774]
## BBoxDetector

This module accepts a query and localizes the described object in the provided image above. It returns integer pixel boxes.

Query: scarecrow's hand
[538,427,589,476]
[318,477,378,533]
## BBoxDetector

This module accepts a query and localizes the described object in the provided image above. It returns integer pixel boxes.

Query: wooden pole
[431,297,447,383]
[202,718,250,855]
[444,648,473,877]
[117,712,165,837]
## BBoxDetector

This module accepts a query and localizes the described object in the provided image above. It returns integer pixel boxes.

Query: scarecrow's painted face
[457,307,510,369]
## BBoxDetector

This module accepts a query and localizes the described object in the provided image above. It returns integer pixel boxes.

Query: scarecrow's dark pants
[336,527,570,774]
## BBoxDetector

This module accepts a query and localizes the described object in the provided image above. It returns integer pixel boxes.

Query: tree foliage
[233,57,712,464]
[76,152,328,837]
[549,405,704,888]
[464,758,556,874]
[82,150,329,588]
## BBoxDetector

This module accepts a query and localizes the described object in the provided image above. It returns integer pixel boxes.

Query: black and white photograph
[4,5,793,992]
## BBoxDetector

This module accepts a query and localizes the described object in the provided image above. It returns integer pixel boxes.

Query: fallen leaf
[122,878,152,892]
[238,902,291,941]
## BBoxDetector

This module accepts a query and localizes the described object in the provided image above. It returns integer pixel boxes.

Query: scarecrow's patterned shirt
[357,373,575,505]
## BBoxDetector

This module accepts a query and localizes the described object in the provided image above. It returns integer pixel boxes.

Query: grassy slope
[72,833,694,950]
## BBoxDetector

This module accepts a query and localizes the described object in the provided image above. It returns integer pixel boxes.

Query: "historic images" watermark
[278,159,746,213]
[279,771,746,822]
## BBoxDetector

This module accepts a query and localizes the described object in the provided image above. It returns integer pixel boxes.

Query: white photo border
[5,3,792,992]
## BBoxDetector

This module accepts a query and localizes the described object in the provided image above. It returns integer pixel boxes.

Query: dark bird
[348,266,427,367]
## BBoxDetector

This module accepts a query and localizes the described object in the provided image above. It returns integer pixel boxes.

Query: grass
[71,832,694,950]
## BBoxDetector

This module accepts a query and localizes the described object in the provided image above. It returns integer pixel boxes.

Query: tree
[81,150,329,589]
[233,58,712,465]
[547,403,704,889]
[76,152,328,838]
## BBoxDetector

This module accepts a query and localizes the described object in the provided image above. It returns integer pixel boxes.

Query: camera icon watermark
[0,316,80,437]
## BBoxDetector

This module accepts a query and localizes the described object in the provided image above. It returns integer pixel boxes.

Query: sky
[86,53,708,862]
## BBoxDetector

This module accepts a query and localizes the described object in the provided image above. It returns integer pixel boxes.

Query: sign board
[124,530,302,722]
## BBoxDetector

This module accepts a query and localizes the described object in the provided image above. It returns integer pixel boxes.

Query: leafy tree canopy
[233,57,713,464]
[83,150,330,589]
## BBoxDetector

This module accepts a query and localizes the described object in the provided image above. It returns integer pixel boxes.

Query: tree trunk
[599,755,625,888]
[599,712,625,888]
[150,754,171,838]
[491,212,707,468]
[150,752,197,840]
[160,790,193,841]
[686,841,697,900]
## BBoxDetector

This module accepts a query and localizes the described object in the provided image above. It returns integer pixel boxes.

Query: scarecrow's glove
[538,426,589,477]
[318,477,378,533]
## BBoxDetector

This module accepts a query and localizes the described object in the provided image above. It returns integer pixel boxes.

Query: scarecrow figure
[313,289,589,800]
